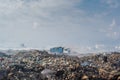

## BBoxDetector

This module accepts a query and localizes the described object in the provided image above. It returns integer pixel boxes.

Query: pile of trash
[0,50,120,80]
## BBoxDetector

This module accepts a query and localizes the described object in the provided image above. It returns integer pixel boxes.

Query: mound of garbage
[0,50,120,80]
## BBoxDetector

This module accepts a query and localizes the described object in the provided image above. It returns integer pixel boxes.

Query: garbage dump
[0,50,120,80]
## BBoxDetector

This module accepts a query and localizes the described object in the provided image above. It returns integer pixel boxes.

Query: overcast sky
[0,0,120,52]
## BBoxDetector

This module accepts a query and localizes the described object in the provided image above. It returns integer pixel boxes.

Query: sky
[0,0,120,52]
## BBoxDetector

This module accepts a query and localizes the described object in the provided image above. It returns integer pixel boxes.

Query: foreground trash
[0,50,120,80]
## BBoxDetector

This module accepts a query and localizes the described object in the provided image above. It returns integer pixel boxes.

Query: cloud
[101,0,119,8]
[0,0,120,52]
[95,44,105,49]
[0,0,83,27]
[0,0,81,14]
[106,31,119,40]
[0,0,85,47]
[32,21,39,29]
[115,46,120,50]
[110,19,116,29]
[100,19,120,39]
[107,19,119,39]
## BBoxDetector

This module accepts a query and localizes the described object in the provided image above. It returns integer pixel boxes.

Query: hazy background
[0,0,120,53]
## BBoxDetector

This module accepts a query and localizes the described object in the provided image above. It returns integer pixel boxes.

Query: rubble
[0,50,120,80]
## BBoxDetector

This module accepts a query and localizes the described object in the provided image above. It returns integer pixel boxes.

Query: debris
[0,50,119,80]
